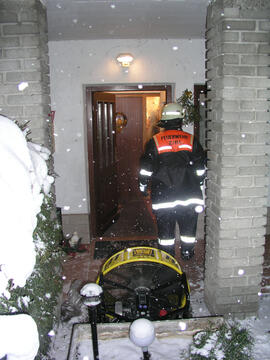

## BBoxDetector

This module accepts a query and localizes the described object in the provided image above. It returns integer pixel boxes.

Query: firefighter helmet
[160,103,185,121]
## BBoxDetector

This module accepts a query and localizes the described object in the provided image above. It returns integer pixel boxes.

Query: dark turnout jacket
[139,125,206,211]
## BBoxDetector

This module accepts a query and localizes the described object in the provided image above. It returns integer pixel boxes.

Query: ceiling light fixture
[116,53,134,67]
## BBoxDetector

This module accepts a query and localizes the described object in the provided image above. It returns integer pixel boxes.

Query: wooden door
[86,85,172,239]
[116,96,143,202]
[92,92,118,235]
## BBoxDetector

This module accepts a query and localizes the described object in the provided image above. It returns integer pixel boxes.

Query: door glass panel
[97,102,103,169]
[108,102,114,166]
[103,102,108,167]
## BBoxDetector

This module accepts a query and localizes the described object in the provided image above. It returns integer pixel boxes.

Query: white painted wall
[48,38,205,214]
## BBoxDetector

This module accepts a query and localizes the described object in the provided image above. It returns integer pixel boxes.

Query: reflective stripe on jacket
[139,127,206,208]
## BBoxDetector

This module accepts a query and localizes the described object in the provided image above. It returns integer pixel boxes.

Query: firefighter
[139,102,206,260]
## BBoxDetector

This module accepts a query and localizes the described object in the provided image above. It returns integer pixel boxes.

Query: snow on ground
[72,335,192,360]
[49,263,270,360]
[51,296,270,360]
[241,294,270,360]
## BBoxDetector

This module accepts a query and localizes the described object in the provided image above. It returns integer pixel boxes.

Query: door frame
[85,84,173,240]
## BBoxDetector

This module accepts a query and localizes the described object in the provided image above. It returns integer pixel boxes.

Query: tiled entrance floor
[61,236,206,302]
[61,235,270,304]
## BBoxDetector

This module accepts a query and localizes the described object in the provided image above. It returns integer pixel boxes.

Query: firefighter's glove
[196,168,206,184]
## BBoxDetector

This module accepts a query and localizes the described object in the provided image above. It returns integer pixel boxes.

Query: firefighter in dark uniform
[139,103,206,260]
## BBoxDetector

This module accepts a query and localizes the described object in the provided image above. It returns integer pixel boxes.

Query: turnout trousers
[154,204,198,252]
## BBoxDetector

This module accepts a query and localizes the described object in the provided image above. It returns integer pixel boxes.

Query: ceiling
[44,0,210,41]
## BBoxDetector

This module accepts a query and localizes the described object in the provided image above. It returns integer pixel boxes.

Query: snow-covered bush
[189,321,254,360]
[0,194,64,358]
[0,115,64,359]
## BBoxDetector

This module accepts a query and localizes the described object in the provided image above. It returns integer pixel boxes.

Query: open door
[86,84,172,240]
[92,92,118,236]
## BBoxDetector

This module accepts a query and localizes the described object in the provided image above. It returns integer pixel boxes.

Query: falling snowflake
[18,82,29,91]
[238,269,245,276]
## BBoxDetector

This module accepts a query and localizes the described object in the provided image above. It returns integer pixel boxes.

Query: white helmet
[161,103,185,121]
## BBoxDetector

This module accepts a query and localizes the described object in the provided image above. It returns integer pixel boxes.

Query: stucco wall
[48,38,205,215]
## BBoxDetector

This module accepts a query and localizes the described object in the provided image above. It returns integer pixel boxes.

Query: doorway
[85,84,172,241]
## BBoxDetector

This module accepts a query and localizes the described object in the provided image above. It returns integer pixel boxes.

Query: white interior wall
[48,38,205,214]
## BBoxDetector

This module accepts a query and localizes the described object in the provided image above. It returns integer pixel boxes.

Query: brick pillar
[0,0,52,148]
[205,0,270,316]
